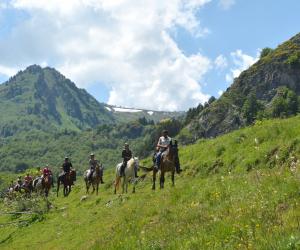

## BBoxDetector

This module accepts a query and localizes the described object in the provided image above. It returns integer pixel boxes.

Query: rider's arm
[157,138,167,149]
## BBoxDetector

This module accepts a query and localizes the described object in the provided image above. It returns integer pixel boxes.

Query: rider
[154,130,172,171]
[62,157,73,176]
[23,173,33,190]
[42,165,54,187]
[121,143,138,178]
[88,153,104,183]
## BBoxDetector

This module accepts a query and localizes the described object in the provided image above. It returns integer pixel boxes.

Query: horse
[33,177,44,195]
[152,141,178,190]
[57,170,76,197]
[42,175,52,197]
[114,157,139,194]
[84,164,103,195]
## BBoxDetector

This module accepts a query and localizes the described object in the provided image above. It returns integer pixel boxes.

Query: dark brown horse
[42,175,52,197]
[84,164,102,195]
[57,170,76,197]
[152,141,178,190]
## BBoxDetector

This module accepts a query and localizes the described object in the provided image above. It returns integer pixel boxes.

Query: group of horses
[3,141,179,199]
[5,170,77,199]
[114,141,180,193]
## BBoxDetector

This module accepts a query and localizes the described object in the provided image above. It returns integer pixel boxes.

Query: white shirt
[158,136,172,152]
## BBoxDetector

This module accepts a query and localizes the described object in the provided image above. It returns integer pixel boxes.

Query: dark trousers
[121,160,127,176]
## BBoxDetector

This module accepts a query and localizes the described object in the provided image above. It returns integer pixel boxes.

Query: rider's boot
[135,169,139,178]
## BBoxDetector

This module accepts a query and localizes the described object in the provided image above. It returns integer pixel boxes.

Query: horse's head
[167,140,179,162]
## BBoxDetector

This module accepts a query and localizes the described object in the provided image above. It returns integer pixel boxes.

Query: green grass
[1,116,300,249]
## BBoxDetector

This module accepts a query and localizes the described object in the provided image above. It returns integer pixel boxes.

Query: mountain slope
[185,32,300,141]
[0,115,299,249]
[0,65,114,136]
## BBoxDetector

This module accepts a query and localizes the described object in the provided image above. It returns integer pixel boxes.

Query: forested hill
[0,65,114,136]
[0,65,184,173]
[183,32,300,142]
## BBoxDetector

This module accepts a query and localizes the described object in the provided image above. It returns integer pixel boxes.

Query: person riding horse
[154,130,182,174]
[121,143,138,178]
[23,173,33,191]
[88,153,104,183]
[62,157,73,177]
[154,130,172,171]
[42,165,54,187]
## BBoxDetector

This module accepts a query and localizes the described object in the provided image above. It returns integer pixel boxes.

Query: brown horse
[152,141,178,190]
[84,165,102,195]
[42,175,52,197]
[57,170,76,197]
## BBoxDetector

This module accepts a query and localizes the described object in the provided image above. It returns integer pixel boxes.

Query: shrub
[260,47,273,58]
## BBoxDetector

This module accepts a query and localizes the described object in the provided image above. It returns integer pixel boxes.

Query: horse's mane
[127,158,135,168]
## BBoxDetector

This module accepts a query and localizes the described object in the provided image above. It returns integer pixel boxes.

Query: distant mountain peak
[0,65,114,136]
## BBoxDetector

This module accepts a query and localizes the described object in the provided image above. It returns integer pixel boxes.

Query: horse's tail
[115,176,121,190]
[139,166,154,172]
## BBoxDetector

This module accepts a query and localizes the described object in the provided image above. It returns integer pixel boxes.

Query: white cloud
[0,65,18,77]
[0,0,213,111]
[217,90,223,96]
[219,0,236,10]
[226,49,259,83]
[214,54,228,70]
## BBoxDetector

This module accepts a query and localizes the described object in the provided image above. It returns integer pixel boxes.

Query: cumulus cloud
[0,65,18,77]
[217,90,224,97]
[214,54,228,70]
[0,0,213,111]
[225,49,259,83]
[219,0,236,10]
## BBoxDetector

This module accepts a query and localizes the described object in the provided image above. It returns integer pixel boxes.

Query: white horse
[114,157,139,194]
[32,177,43,194]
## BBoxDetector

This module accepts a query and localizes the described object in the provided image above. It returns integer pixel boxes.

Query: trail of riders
[2,130,182,199]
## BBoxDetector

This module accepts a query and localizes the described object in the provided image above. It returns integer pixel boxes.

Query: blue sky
[0,0,299,110]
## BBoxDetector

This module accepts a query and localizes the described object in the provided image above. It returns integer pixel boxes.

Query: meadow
[0,116,300,249]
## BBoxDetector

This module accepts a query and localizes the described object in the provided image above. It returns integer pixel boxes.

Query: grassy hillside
[0,116,300,249]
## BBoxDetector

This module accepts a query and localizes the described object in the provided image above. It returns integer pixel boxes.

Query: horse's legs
[125,177,128,193]
[96,183,99,195]
[86,181,89,194]
[133,179,136,193]
[160,172,165,189]
[122,177,125,194]
[57,181,60,197]
[171,171,175,186]
[152,171,156,190]
[114,177,119,194]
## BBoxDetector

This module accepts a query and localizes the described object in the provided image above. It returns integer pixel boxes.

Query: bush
[286,52,300,67]
[260,47,273,58]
